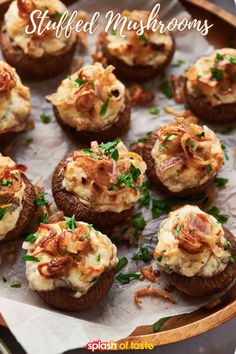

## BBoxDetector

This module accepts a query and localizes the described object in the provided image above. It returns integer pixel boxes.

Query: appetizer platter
[0,0,236,352]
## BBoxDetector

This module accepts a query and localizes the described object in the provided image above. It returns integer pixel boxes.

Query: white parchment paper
[0,1,235,353]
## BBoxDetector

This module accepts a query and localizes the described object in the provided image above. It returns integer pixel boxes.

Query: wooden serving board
[0,0,236,348]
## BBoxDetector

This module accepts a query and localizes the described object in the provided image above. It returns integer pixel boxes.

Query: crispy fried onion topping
[155,117,222,177]
[17,0,35,16]
[66,145,144,195]
[134,287,176,306]
[0,165,24,212]
[32,224,91,257]
[140,265,157,282]
[16,0,54,40]
[0,68,16,95]
[38,255,74,278]
[106,10,172,63]
[91,31,107,65]
[30,223,95,279]
[186,49,236,105]
[126,84,155,106]
[174,211,222,255]
[74,65,119,114]
[170,75,186,104]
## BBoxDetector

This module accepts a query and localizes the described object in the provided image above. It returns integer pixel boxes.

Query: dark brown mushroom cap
[37,268,115,312]
[165,227,236,297]
[185,84,236,123]
[53,97,131,144]
[143,130,215,198]
[0,25,77,80]
[102,35,175,82]
[52,154,134,230]
[1,173,36,244]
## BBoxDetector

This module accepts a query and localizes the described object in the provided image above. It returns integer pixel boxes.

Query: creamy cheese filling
[186,48,236,106]
[47,63,126,132]
[154,205,231,278]
[0,61,30,134]
[151,118,223,193]
[0,154,25,240]
[23,221,118,297]
[106,10,173,67]
[4,0,76,58]
[62,140,146,213]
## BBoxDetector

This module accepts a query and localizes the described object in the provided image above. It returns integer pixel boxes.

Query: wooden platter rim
[0,0,235,349]
[182,0,236,28]
[116,299,236,347]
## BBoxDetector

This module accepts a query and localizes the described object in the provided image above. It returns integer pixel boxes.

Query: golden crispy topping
[46,63,125,131]
[126,84,155,106]
[17,0,35,18]
[5,0,76,58]
[0,164,24,212]
[175,212,213,254]
[106,10,173,67]
[134,287,176,306]
[140,265,157,282]
[38,255,74,279]
[153,118,223,177]
[24,221,117,293]
[170,75,186,104]
[65,140,145,195]
[186,48,236,105]
[0,67,16,96]
[154,205,231,278]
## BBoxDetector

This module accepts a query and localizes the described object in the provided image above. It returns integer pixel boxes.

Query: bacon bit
[164,106,198,123]
[134,287,176,306]
[140,265,157,282]
[38,256,74,278]
[0,68,16,95]
[170,75,186,104]
[126,84,155,106]
[177,212,211,254]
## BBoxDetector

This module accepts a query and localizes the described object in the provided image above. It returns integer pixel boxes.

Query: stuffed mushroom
[154,205,236,297]
[46,63,131,142]
[143,117,223,197]
[0,61,30,146]
[102,10,175,81]
[185,48,236,123]
[0,153,35,244]
[23,219,118,311]
[52,139,147,229]
[0,0,77,80]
